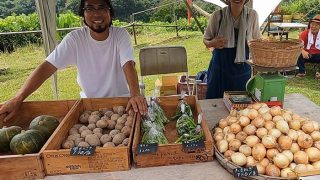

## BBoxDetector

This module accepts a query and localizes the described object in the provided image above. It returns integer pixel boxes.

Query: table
[45,93,320,180]
[272,22,308,40]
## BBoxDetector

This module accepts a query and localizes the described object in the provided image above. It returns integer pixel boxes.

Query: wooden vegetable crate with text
[43,97,136,175]
[132,96,213,168]
[0,100,75,180]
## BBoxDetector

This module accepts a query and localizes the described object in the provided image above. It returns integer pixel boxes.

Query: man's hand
[302,49,310,59]
[211,36,227,49]
[0,97,23,123]
[126,95,148,115]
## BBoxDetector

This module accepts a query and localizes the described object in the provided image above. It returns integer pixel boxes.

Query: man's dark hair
[79,0,114,18]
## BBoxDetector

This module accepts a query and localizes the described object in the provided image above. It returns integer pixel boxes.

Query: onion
[273,115,285,123]
[252,143,266,161]
[231,152,247,166]
[224,150,235,160]
[306,164,314,170]
[306,147,320,162]
[282,113,293,122]
[223,126,231,134]
[214,127,223,133]
[297,134,313,149]
[290,143,300,154]
[256,128,268,139]
[229,110,238,117]
[243,124,256,135]
[242,109,250,117]
[264,120,275,130]
[314,141,320,150]
[245,135,260,147]
[276,120,290,134]
[294,151,309,164]
[239,116,250,127]
[289,120,301,131]
[225,132,236,142]
[239,145,251,157]
[266,149,280,161]
[262,135,277,148]
[312,121,319,131]
[268,129,282,139]
[214,132,224,142]
[274,153,290,168]
[294,164,307,173]
[289,162,297,170]
[313,161,320,169]
[270,106,282,116]
[278,135,293,150]
[248,109,259,120]
[260,158,270,167]
[253,103,262,110]
[302,121,315,134]
[246,156,257,167]
[236,131,247,142]
[280,168,293,178]
[230,123,242,134]
[288,129,298,141]
[292,113,301,120]
[217,139,228,153]
[227,117,238,126]
[256,163,266,175]
[258,106,270,114]
[262,113,273,121]
[297,130,305,136]
[219,119,228,129]
[266,164,281,177]
[252,116,265,128]
[229,139,242,151]
[282,150,294,162]
[311,131,320,141]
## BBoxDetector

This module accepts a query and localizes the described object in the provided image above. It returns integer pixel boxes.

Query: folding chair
[139,46,189,97]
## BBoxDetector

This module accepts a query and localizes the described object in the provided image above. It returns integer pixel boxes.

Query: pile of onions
[213,103,320,178]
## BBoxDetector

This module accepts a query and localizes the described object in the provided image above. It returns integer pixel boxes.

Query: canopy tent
[203,0,283,27]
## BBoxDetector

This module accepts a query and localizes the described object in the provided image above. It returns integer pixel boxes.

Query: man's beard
[88,24,108,33]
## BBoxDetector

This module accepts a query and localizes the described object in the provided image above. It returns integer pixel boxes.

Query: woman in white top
[203,0,261,99]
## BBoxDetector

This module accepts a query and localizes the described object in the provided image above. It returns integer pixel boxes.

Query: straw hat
[310,14,320,23]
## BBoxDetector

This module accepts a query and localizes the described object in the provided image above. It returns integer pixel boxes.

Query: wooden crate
[43,97,136,175]
[0,100,76,180]
[132,96,213,168]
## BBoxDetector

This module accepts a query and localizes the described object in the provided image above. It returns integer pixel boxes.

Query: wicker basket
[248,39,303,68]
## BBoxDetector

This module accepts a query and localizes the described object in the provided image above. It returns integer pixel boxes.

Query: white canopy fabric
[35,0,58,99]
[203,0,283,27]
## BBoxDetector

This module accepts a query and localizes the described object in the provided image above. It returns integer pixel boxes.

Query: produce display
[61,106,133,148]
[0,115,59,154]
[213,103,320,178]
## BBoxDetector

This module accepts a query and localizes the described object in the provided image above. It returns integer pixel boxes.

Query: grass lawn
[0,30,319,105]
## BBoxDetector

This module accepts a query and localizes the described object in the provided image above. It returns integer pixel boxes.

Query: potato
[128,110,135,117]
[103,142,115,147]
[121,126,131,137]
[115,123,124,130]
[122,114,128,119]
[102,129,111,135]
[62,139,75,149]
[99,108,110,114]
[88,114,100,124]
[106,120,116,130]
[67,134,81,141]
[113,133,126,145]
[117,117,126,124]
[110,129,120,138]
[93,128,103,134]
[91,111,101,117]
[125,116,133,127]
[79,126,89,133]
[122,138,129,146]
[113,106,119,113]
[100,116,109,121]
[74,137,84,146]
[73,124,83,130]
[116,106,125,115]
[111,114,121,121]
[104,111,114,118]
[79,113,90,124]
[83,110,92,115]
[117,144,125,147]
[96,120,108,128]
[87,123,96,130]
[85,134,101,146]
[94,133,103,139]
[78,142,90,147]
[100,134,112,144]
[69,127,79,135]
[81,129,93,138]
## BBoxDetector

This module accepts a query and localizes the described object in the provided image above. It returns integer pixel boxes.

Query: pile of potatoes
[61,106,134,148]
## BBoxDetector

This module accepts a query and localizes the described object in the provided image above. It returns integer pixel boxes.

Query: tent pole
[184,0,204,34]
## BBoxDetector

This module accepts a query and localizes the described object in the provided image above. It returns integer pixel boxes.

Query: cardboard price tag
[233,166,258,178]
[70,146,96,156]
[182,140,205,152]
[136,143,158,154]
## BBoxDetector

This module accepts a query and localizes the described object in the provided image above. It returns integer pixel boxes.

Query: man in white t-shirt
[0,0,147,122]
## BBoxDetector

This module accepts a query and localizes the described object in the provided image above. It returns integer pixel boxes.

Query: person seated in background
[297,15,320,78]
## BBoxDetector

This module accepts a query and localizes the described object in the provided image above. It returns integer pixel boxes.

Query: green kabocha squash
[0,126,22,152]
[10,129,46,154]
[29,115,59,138]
